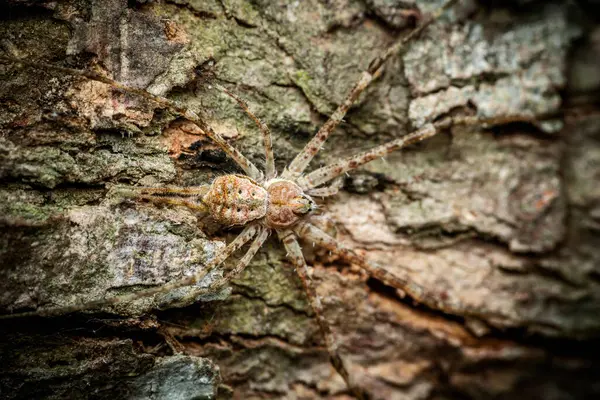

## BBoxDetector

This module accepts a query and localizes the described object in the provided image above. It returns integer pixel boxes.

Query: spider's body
[263,179,316,229]
[144,175,317,229]
[203,175,269,226]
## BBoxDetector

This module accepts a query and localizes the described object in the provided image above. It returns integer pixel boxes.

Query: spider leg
[134,195,207,212]
[0,224,260,319]
[160,226,270,309]
[282,0,459,180]
[299,123,436,190]
[116,185,210,211]
[299,113,543,190]
[215,84,276,180]
[136,186,210,197]
[277,230,367,400]
[294,221,455,315]
[306,177,344,198]
[0,55,262,180]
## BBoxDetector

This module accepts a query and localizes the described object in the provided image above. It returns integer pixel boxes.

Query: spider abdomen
[203,175,268,226]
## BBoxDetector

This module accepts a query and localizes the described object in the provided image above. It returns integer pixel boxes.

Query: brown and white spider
[0,0,559,397]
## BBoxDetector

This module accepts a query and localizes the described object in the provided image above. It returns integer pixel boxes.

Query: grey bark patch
[0,204,226,316]
[352,129,565,253]
[0,127,177,189]
[67,0,185,89]
[365,0,420,29]
[0,335,219,400]
[0,337,155,400]
[129,355,220,400]
[405,5,577,129]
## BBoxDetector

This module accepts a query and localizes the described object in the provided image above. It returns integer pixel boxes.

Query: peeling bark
[1,0,599,399]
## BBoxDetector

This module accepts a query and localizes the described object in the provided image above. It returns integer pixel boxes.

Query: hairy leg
[299,124,436,190]
[299,113,544,190]
[159,226,270,309]
[215,84,276,180]
[282,0,460,179]
[0,55,262,180]
[115,185,210,211]
[306,177,344,198]
[277,230,367,400]
[0,224,260,319]
[294,221,481,317]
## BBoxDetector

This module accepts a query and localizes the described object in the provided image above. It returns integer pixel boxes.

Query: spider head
[289,193,316,215]
[265,179,316,229]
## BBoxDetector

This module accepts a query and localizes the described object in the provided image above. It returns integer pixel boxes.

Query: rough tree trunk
[1,0,600,399]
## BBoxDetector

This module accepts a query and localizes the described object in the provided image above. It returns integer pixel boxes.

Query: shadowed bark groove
[1,0,599,399]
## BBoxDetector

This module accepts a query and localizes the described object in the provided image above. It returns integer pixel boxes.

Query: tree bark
[1,0,599,399]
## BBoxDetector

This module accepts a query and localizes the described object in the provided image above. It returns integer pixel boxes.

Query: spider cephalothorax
[264,179,316,229]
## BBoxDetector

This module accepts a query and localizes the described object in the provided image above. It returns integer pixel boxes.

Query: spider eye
[238,189,242,194]
[237,208,241,212]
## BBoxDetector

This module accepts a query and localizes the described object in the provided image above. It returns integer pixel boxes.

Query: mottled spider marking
[203,175,268,226]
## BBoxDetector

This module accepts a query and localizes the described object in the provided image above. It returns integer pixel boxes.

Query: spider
[0,0,544,397]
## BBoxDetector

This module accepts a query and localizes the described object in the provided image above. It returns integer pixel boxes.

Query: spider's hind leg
[158,226,270,309]
[278,230,368,400]
[113,185,211,211]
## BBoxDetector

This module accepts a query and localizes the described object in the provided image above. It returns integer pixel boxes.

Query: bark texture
[1,0,600,399]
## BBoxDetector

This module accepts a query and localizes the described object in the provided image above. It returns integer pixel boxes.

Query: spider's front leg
[277,229,368,400]
[306,177,345,198]
[299,124,437,190]
[282,0,460,180]
[298,114,544,191]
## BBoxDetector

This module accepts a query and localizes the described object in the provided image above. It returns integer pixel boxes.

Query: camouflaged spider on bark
[0,0,544,397]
